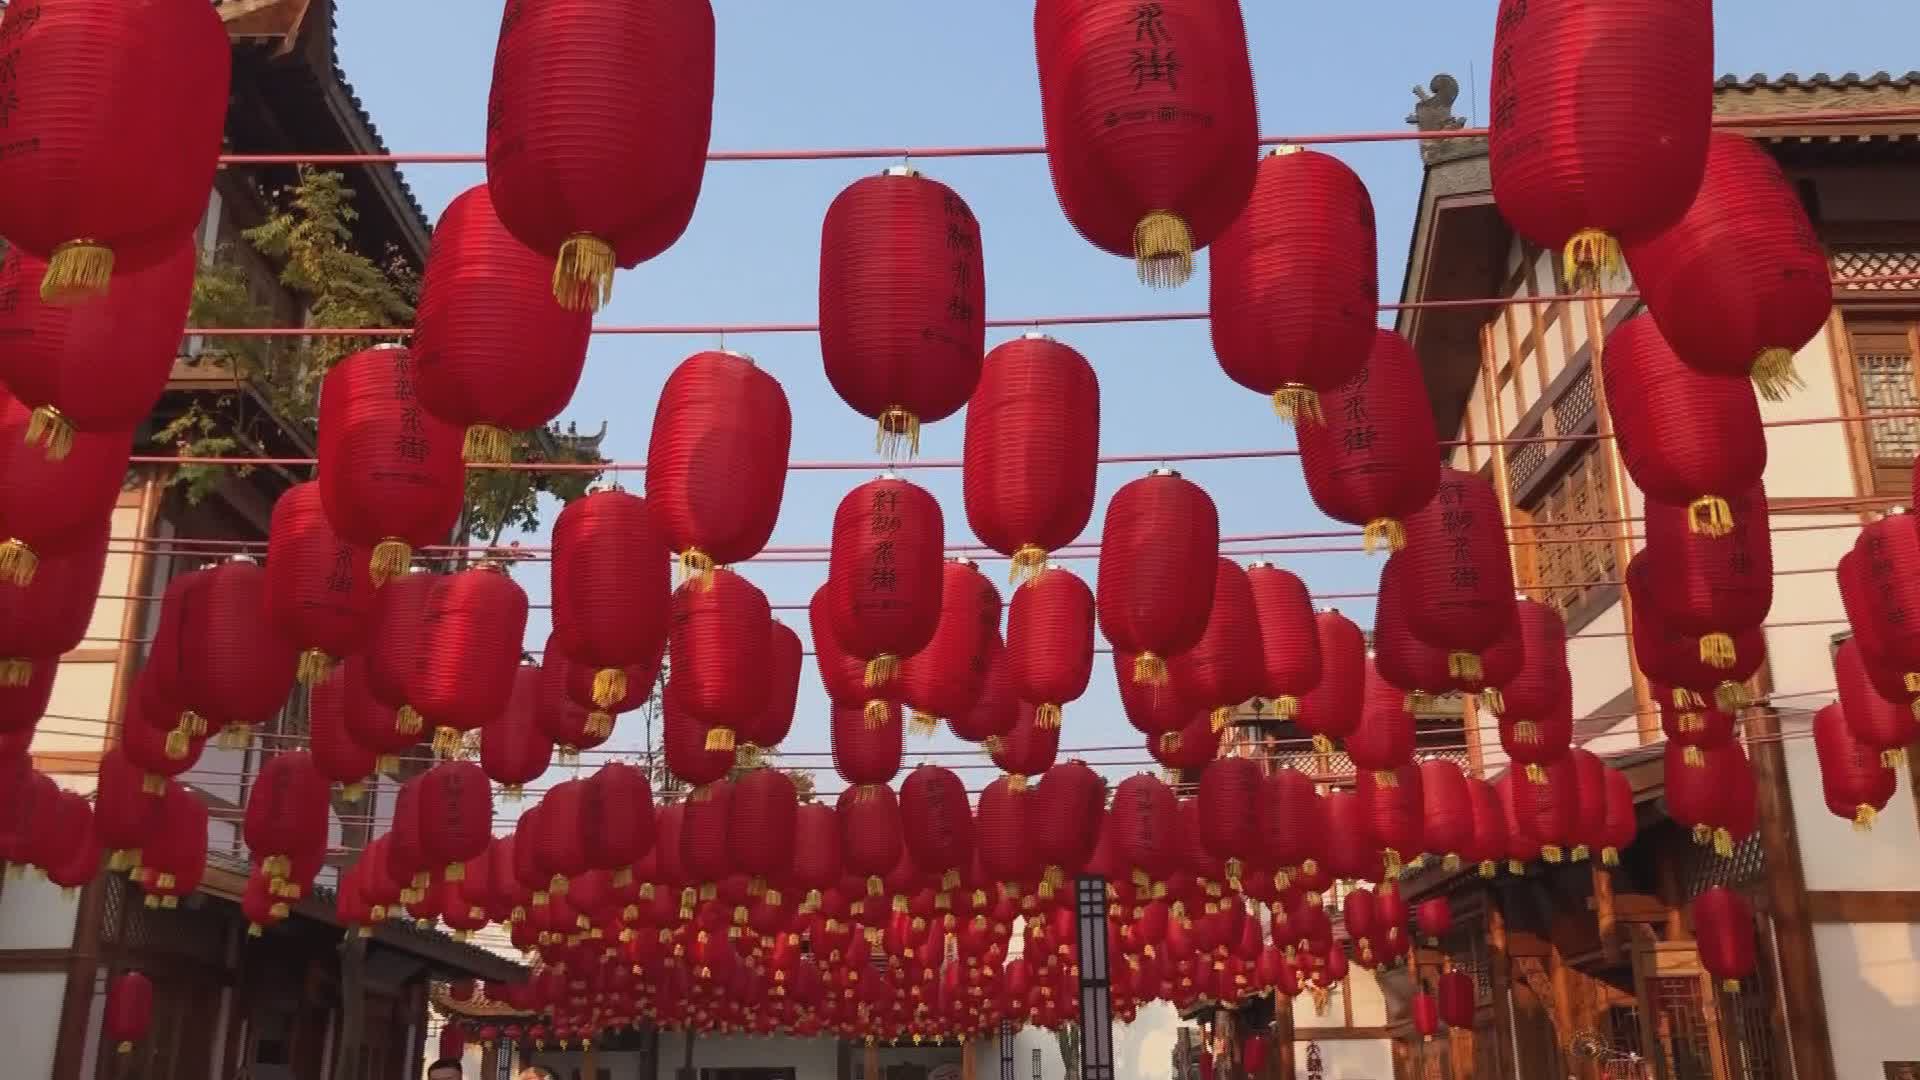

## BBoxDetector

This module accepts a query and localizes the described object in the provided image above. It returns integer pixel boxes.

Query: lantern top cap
[1249,560,1274,570]
[884,164,922,178]
[1019,331,1056,343]
[367,342,408,353]
[714,348,755,365]
[947,555,977,569]
[1147,467,1182,479]
[1270,145,1305,157]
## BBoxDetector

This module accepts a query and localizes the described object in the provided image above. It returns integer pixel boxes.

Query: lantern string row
[177,271,1920,341]
[211,103,1920,167]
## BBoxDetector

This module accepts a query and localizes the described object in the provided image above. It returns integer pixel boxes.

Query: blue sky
[332,2,1920,799]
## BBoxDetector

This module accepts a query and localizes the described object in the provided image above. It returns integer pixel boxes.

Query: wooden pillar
[1592,864,1620,967]
[1273,1000,1296,1080]
[1484,894,1515,1080]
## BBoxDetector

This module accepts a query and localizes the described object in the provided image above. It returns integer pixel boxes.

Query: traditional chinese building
[0,3,518,1078]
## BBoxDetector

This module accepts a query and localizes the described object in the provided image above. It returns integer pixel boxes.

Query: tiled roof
[1716,70,1920,91]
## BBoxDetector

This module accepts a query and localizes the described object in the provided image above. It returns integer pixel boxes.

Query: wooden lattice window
[1848,317,1920,497]
[1513,445,1619,628]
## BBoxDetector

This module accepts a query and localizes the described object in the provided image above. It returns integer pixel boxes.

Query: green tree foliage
[167,166,605,537]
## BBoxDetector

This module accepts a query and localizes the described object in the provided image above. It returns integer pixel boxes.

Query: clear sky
[332,2,1920,801]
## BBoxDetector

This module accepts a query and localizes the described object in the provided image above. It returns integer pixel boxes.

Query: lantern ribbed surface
[0,391,132,586]
[1243,564,1321,720]
[1627,558,1764,711]
[900,765,974,887]
[827,477,945,689]
[1169,558,1264,730]
[819,170,984,454]
[1509,754,1577,862]
[586,761,655,872]
[173,561,300,745]
[1437,969,1475,1030]
[668,568,773,752]
[484,0,713,310]
[551,489,671,707]
[317,656,409,769]
[1209,149,1376,421]
[0,524,108,686]
[317,347,466,584]
[243,751,330,882]
[0,239,195,455]
[1147,706,1218,772]
[308,665,378,797]
[989,704,1061,784]
[679,779,733,887]
[1371,553,1455,706]
[1400,468,1516,677]
[1834,639,1918,767]
[1036,760,1106,879]
[1497,677,1573,781]
[1604,316,1767,536]
[662,676,734,789]
[143,783,210,905]
[1496,598,1571,719]
[0,0,228,301]
[900,560,1002,731]
[790,803,843,900]
[1034,0,1258,286]
[480,666,553,796]
[1839,512,1920,681]
[975,776,1039,887]
[266,482,374,686]
[419,761,493,878]
[1195,755,1261,878]
[1598,767,1637,865]
[1110,773,1180,886]
[1097,471,1220,686]
[830,699,903,788]
[1811,702,1896,829]
[413,184,592,460]
[1358,763,1424,876]
[1691,887,1757,991]
[1487,0,1713,283]
[647,350,793,575]
[1006,565,1095,730]
[1348,658,1416,777]
[1463,778,1508,877]
[1566,749,1611,861]
[963,335,1099,577]
[105,971,155,1055]
[808,582,882,712]
[739,620,804,751]
[947,634,1019,744]
[412,567,530,756]
[1625,132,1831,398]
[560,647,660,722]
[94,749,160,869]
[1259,768,1325,876]
[1640,484,1773,664]
[1322,789,1383,884]
[362,571,436,730]
[730,768,799,883]
[837,784,904,885]
[1417,760,1473,869]
[1294,610,1366,754]
[1296,330,1440,552]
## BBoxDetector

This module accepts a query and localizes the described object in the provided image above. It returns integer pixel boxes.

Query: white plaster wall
[1111,1002,1179,1080]
[1787,729,1920,892]
[1291,970,1386,1032]
[1811,921,1920,1080]
[0,870,79,949]
[1290,1038,1391,1080]
[1564,603,1631,722]
[0,971,67,1080]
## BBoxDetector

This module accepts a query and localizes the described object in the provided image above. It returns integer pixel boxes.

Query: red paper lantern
[551,489,672,708]
[1110,774,1180,888]
[1487,0,1712,284]
[1005,566,1094,731]
[1494,598,1570,719]
[480,665,553,797]
[1812,702,1898,830]
[740,621,804,752]
[1625,132,1830,397]
[1399,468,1516,680]
[1349,659,1416,780]
[1566,748,1612,863]
[1691,886,1757,991]
[679,778,733,889]
[819,169,983,454]
[162,560,301,751]
[0,391,131,586]
[1241,1034,1270,1076]
[830,701,904,789]
[1603,315,1766,537]
[243,752,330,885]
[120,676,205,789]
[1196,755,1261,884]
[990,705,1063,786]
[900,559,1002,733]
[1210,148,1376,422]
[1243,563,1321,721]
[1640,484,1772,671]
[484,0,713,310]
[531,780,589,895]
[963,335,1100,577]
[413,567,531,757]
[584,759,655,879]
[1357,763,1425,878]
[41,790,98,892]
[1148,708,1218,773]
[413,184,593,461]
[900,765,974,891]
[1170,558,1264,732]
[1437,968,1475,1029]
[1296,330,1441,552]
[1295,610,1366,754]
[668,568,773,753]
[1465,778,1509,878]
[647,350,793,577]
[975,776,1040,889]
[730,768,799,889]
[1419,759,1474,871]
[1834,639,1918,771]
[0,524,107,689]
[837,785,904,892]
[1371,553,1454,711]
[791,803,843,906]
[266,482,374,685]
[1510,755,1577,863]
[105,971,155,1054]
[0,239,195,458]
[949,635,1019,745]
[1628,561,1765,714]
[1260,768,1325,885]
[308,664,379,801]
[419,761,493,880]
[1034,0,1258,286]
[94,749,161,871]
[827,477,945,694]
[1838,511,1920,690]
[0,0,228,302]
[1598,766,1637,867]
[1097,470,1220,686]
[361,571,436,739]
[663,677,738,790]
[1412,991,1440,1040]
[1035,760,1106,886]
[317,346,466,584]
[1415,897,1453,946]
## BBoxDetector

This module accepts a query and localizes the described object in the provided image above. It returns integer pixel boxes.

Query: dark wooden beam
[1806,890,1920,923]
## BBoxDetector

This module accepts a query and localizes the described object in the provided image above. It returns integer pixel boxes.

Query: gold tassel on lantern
[395,705,423,737]
[553,234,616,312]
[1269,695,1298,721]
[1479,860,1498,879]
[1132,210,1194,288]
[1448,652,1482,681]
[909,709,940,737]
[1712,828,1734,858]
[368,539,412,586]
[0,538,39,586]
[40,240,115,304]
[0,657,29,687]
[140,773,167,796]
[1854,805,1878,832]
[863,700,890,730]
[1687,495,1735,537]
[1673,687,1706,709]
[704,725,737,752]
[1008,544,1048,585]
[1159,731,1182,757]
[1132,651,1169,687]
[1006,773,1028,793]
[864,654,900,689]
[163,726,191,761]
[1033,703,1063,730]
[1602,847,1620,867]
[1560,228,1622,290]
[1750,347,1804,402]
[1511,720,1540,746]
[592,667,629,709]
[1683,745,1705,767]
[1270,384,1323,426]
[1524,763,1547,785]
[1481,686,1506,714]
[462,424,515,465]
[1714,681,1750,713]
[1361,517,1406,554]
[1883,747,1909,769]
[587,711,613,740]
[24,405,74,461]
[295,648,334,686]
[876,407,922,459]
[1698,633,1738,670]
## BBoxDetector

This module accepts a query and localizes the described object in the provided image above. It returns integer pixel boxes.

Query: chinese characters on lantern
[1339,365,1375,454]
[390,350,430,465]
[1439,480,1480,591]
[0,7,38,162]
[944,193,977,330]
[866,487,904,614]
[1103,2,1213,130]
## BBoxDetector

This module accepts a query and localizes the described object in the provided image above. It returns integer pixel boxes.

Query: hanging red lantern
[1640,484,1773,672]
[94,749,161,872]
[1242,563,1321,721]
[1034,0,1258,286]
[1209,148,1376,423]
[0,665,51,740]
[317,346,466,584]
[963,335,1099,578]
[739,621,804,753]
[1509,755,1577,863]
[551,489,671,708]
[412,184,593,461]
[418,761,493,884]
[1494,598,1571,719]
[827,476,945,695]
[949,635,1019,746]
[0,392,130,586]
[243,751,330,886]
[0,239,195,458]
[480,665,552,798]
[266,482,374,685]
[1295,330,1441,552]
[1349,659,1417,782]
[42,790,99,894]
[1323,789,1383,884]
[1624,132,1830,398]
[1487,0,1712,284]
[1464,778,1509,879]
[899,766,974,892]
[1196,755,1262,886]
[0,524,107,690]
[1812,702,1898,830]
[1628,564,1765,714]
[900,559,1003,734]
[830,700,904,789]
[1412,991,1440,1040]
[1005,565,1095,733]
[1357,763,1425,879]
[1437,968,1475,1029]
[679,779,733,890]
[1834,638,1917,769]
[669,567,773,753]
[1415,897,1453,946]
[1035,760,1106,888]
[1598,766,1637,867]
[1259,768,1325,887]
[1097,470,1220,687]
[1398,468,1516,681]
[484,0,713,310]
[309,663,379,802]
[1566,748,1611,863]
[1171,558,1264,733]
[104,971,156,1054]
[1419,759,1474,871]
[1147,707,1218,774]
[1111,774,1180,890]
[1838,514,1920,696]
[162,560,301,751]
[413,566,531,757]
[1296,610,1366,754]
[974,776,1040,891]
[360,570,436,743]
[0,0,228,302]
[818,168,983,455]
[731,768,799,892]
[647,350,792,581]
[837,785,904,894]
[1690,887,1756,991]
[1372,552,1456,711]
[120,676,205,791]
[1603,316,1766,537]
[663,676,738,790]
[991,704,1063,787]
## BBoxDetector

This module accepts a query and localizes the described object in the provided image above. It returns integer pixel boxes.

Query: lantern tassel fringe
[1479,860,1497,879]
[875,407,921,460]
[1688,496,1736,538]
[40,241,114,304]
[1269,695,1298,721]
[141,773,166,796]
[1678,711,1706,734]
[24,405,74,461]
[1524,762,1547,785]
[1713,828,1734,858]
[0,538,39,587]
[1854,805,1878,831]
[1034,703,1062,730]
[1447,651,1482,681]
[1271,385,1323,426]
[1751,347,1804,402]
[1443,853,1462,871]
[909,709,940,737]
[1008,545,1048,585]
[1511,720,1540,746]
[462,424,515,465]
[1561,228,1622,289]
[1699,633,1738,670]
[862,699,890,729]
[1602,847,1620,867]
[295,648,334,687]
[395,705,423,737]
[1362,517,1406,554]
[368,540,412,586]
[586,711,613,740]
[1310,733,1333,756]
[553,234,615,312]
[1882,747,1908,769]
[340,782,364,803]
[1210,707,1231,734]
[1132,211,1194,288]
[864,654,899,689]
[1132,652,1169,687]
[1571,844,1591,863]
[591,667,628,709]
[0,658,27,687]
[1683,745,1705,767]
[1480,686,1505,714]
